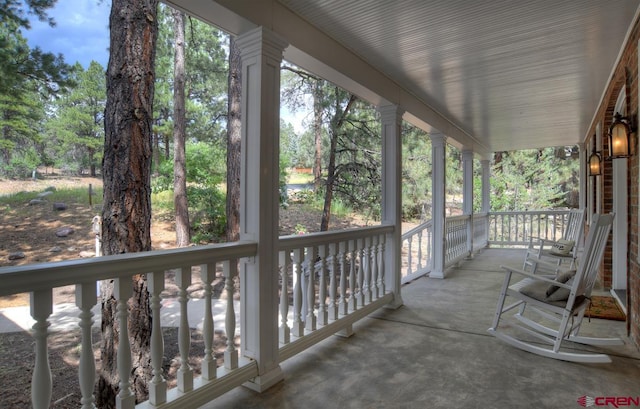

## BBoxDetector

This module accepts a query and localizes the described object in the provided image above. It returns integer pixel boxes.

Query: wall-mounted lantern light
[588,143,602,176]
[608,112,635,158]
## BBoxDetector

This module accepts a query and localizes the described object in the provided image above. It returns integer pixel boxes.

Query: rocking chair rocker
[488,213,623,363]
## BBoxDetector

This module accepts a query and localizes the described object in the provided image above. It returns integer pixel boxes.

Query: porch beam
[431,133,447,279]
[379,103,404,308]
[236,26,288,392]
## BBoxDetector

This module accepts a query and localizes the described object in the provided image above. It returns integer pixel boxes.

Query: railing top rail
[488,210,571,216]
[445,214,470,222]
[278,224,394,251]
[0,241,258,297]
[401,220,433,239]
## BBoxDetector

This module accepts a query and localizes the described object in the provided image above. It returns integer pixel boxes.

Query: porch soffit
[166,0,640,156]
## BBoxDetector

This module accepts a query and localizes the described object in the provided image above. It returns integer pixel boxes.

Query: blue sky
[23,0,111,69]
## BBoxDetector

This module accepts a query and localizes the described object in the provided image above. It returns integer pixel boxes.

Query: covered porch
[2,0,640,407]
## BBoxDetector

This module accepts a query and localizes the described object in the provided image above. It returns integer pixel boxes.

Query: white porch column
[379,103,404,308]
[236,27,288,392]
[578,143,586,210]
[480,158,490,213]
[462,148,474,256]
[430,133,447,279]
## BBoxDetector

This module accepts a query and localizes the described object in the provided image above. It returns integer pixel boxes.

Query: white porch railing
[401,220,433,283]
[277,225,395,360]
[473,213,489,251]
[400,210,568,280]
[487,210,572,247]
[444,215,470,266]
[0,226,397,408]
[0,242,259,409]
[401,214,485,283]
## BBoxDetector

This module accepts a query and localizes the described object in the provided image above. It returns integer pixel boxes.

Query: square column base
[243,366,284,392]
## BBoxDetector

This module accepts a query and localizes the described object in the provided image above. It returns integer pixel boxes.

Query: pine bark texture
[226,36,242,243]
[172,9,190,247]
[98,0,158,407]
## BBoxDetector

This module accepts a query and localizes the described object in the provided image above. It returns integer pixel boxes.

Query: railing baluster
[114,278,134,409]
[348,239,357,312]
[147,271,167,404]
[328,242,338,320]
[177,266,193,392]
[200,263,217,381]
[305,245,317,331]
[30,290,52,409]
[317,244,328,326]
[279,252,291,344]
[357,238,365,306]
[416,231,423,270]
[291,248,304,337]
[364,236,372,303]
[76,283,97,409]
[371,235,379,299]
[224,260,239,369]
[338,241,348,316]
[378,234,386,294]
[406,236,413,276]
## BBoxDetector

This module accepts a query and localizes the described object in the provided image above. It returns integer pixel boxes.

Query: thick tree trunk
[98,0,158,407]
[172,9,190,247]
[226,36,242,243]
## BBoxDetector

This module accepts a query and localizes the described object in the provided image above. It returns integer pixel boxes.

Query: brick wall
[586,16,639,348]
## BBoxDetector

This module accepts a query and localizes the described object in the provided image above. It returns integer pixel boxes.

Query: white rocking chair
[523,208,585,273]
[489,213,623,363]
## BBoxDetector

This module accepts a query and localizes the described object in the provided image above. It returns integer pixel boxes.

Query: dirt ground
[0,174,372,408]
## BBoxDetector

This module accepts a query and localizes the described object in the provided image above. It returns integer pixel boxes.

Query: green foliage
[287,170,314,185]
[0,146,40,178]
[401,123,432,220]
[0,185,103,208]
[45,61,106,175]
[0,1,73,97]
[490,147,579,211]
[188,185,226,243]
[0,1,73,177]
[317,85,382,222]
[151,140,227,243]
[0,90,44,176]
[185,142,225,186]
[153,5,229,151]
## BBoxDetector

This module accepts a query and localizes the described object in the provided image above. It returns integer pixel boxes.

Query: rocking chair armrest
[537,238,560,246]
[526,236,558,250]
[500,265,568,287]
[524,255,570,270]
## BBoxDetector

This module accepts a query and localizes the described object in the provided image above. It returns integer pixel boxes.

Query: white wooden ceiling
[169,0,640,154]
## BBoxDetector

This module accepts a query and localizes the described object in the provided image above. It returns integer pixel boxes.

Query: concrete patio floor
[202,248,640,409]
